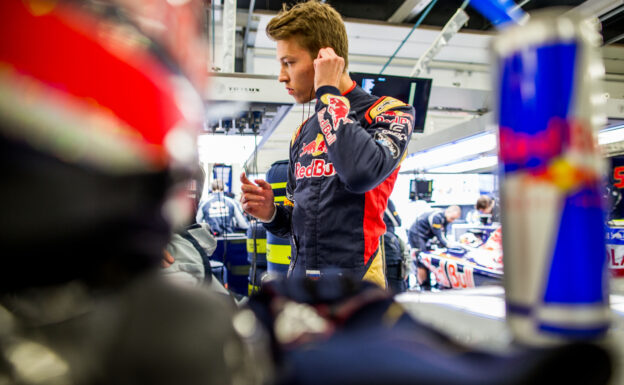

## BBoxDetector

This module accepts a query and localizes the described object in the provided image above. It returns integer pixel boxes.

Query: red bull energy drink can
[493,10,610,345]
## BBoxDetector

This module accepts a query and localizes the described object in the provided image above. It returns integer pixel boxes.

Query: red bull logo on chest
[299,134,327,157]
[295,159,336,179]
[322,94,352,128]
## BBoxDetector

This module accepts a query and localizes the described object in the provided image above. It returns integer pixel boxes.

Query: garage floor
[397,282,624,384]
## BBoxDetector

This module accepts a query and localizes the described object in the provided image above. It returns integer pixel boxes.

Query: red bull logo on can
[299,134,327,158]
[494,13,609,344]
[500,117,597,175]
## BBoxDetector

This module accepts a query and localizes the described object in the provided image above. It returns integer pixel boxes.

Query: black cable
[250,220,258,293]
[245,114,261,295]
[218,180,228,274]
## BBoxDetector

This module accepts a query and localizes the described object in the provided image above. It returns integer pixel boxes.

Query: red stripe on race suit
[0,1,183,148]
[363,168,399,265]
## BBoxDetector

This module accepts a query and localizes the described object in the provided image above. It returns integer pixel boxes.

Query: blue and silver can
[492,10,609,345]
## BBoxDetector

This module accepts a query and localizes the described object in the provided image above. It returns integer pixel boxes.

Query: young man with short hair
[240,1,415,288]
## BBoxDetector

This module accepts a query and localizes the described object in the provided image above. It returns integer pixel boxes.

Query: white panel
[207,73,292,103]
[254,14,492,65]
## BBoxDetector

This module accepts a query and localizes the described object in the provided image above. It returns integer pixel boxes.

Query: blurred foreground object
[0,1,272,384]
[249,274,611,385]
[493,9,609,345]
[0,0,203,290]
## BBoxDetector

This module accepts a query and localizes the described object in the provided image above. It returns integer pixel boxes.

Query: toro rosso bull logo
[299,134,327,157]
[325,94,353,128]
[318,94,353,146]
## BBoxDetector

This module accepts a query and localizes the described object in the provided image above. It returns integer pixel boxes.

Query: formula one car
[416,227,503,289]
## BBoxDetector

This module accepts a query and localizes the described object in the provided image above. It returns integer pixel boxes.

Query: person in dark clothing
[383,199,407,293]
[408,206,461,288]
[239,1,415,289]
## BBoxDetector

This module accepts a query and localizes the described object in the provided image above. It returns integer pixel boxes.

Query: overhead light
[197,134,261,165]
[598,124,624,145]
[405,123,624,174]
[428,155,498,173]
[402,132,497,171]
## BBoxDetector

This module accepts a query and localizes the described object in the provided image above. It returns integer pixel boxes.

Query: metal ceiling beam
[242,0,255,61]
[410,8,470,77]
[221,0,237,73]
[570,0,624,20]
[387,0,433,23]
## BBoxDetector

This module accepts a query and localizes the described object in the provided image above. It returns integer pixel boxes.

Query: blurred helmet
[0,0,206,290]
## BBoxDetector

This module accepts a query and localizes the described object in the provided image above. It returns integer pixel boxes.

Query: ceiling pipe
[242,0,256,64]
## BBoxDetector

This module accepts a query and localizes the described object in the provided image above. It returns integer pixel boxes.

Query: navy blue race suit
[408,210,451,252]
[198,192,249,235]
[264,82,415,288]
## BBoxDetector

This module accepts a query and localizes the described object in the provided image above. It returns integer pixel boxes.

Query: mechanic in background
[197,179,249,235]
[408,206,461,289]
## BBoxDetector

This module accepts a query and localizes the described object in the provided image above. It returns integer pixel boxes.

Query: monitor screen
[349,72,432,133]
[409,179,433,202]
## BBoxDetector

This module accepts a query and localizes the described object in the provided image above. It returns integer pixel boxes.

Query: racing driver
[240,0,415,288]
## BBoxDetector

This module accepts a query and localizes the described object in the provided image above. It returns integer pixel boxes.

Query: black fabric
[281,329,611,385]
[0,134,171,291]
[383,199,401,234]
[1,275,263,385]
[385,264,407,294]
[383,232,403,264]
[248,275,612,385]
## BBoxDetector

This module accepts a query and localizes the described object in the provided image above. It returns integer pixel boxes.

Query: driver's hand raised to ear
[313,47,345,91]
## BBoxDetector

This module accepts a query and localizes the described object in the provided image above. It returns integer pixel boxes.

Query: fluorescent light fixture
[428,155,498,173]
[405,123,624,174]
[598,124,624,145]
[403,133,497,171]
[197,134,261,164]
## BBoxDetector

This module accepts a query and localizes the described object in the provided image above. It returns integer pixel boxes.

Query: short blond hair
[266,0,349,69]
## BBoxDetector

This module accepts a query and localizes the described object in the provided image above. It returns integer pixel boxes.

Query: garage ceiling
[237,0,624,44]
[204,0,624,174]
